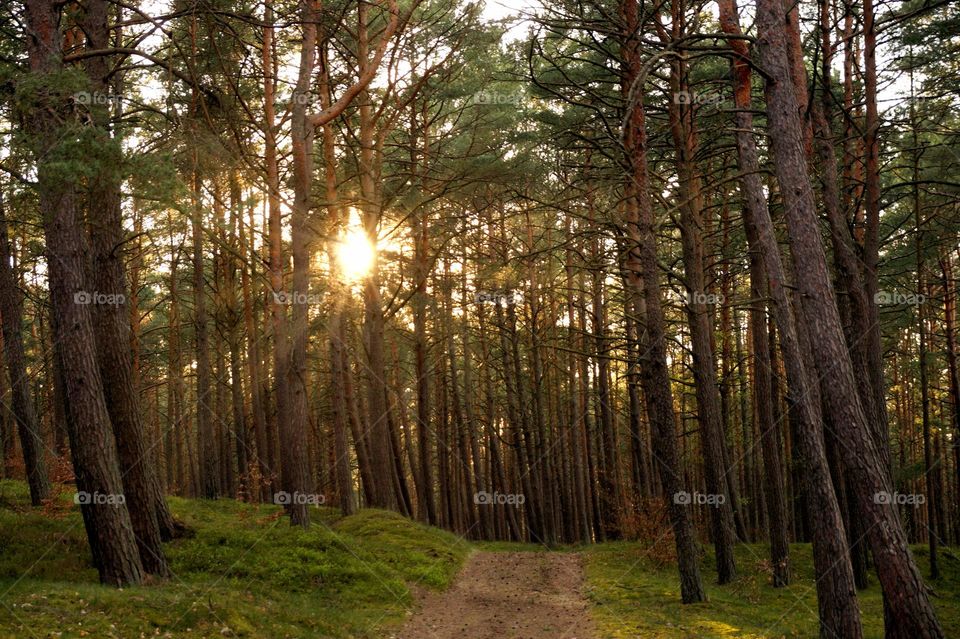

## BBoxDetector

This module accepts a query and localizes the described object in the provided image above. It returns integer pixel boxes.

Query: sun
[336,226,376,282]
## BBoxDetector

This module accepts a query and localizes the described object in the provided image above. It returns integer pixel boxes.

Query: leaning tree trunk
[717,1,864,632]
[718,0,788,588]
[79,0,174,569]
[619,0,705,602]
[754,0,945,635]
[668,54,738,583]
[23,0,145,588]
[0,197,49,506]
[86,163,171,575]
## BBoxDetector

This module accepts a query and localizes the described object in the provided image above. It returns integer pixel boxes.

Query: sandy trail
[394,551,596,639]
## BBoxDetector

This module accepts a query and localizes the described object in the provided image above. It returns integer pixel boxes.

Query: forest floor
[393,551,595,639]
[0,480,958,638]
[0,480,470,638]
[585,539,960,638]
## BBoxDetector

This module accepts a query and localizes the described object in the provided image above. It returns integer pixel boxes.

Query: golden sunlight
[336,226,376,282]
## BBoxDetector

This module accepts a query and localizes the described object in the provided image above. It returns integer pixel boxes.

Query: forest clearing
[0,0,958,636]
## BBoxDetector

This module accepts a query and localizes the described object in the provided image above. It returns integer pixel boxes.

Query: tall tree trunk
[940,254,960,546]
[191,167,218,500]
[590,231,621,542]
[413,192,436,525]
[23,0,146,587]
[461,258,492,539]
[263,0,290,509]
[754,0,944,634]
[861,0,889,471]
[80,0,175,560]
[668,49,738,583]
[743,219,790,586]
[167,246,186,495]
[0,197,49,505]
[913,157,938,578]
[227,175,250,500]
[356,0,396,511]
[717,1,863,632]
[86,142,171,575]
[282,0,320,527]
[619,0,705,602]
[241,204,269,502]
[319,43,357,516]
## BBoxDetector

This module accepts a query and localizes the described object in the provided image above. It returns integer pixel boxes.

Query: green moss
[0,480,469,638]
[584,540,960,638]
[3,479,955,639]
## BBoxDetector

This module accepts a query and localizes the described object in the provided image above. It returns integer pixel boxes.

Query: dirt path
[393,551,596,639]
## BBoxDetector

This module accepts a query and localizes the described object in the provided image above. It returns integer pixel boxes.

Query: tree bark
[717,1,864,631]
[668,51,738,583]
[754,0,944,634]
[23,0,147,587]
[0,197,50,506]
[619,0,705,602]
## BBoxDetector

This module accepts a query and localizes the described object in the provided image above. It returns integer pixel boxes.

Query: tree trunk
[24,0,146,587]
[0,197,49,506]
[263,0,290,510]
[717,0,863,632]
[744,221,790,587]
[754,0,944,634]
[241,203,269,502]
[79,0,176,561]
[668,52,738,583]
[413,193,436,525]
[940,254,960,546]
[282,0,320,527]
[191,168,219,500]
[357,0,396,511]
[619,0,704,602]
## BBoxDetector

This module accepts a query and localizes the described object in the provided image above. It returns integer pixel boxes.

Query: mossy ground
[0,480,469,638]
[2,480,957,638]
[584,539,960,638]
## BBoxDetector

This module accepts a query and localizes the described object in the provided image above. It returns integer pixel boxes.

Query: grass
[584,538,960,638]
[2,479,957,638]
[0,480,470,638]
